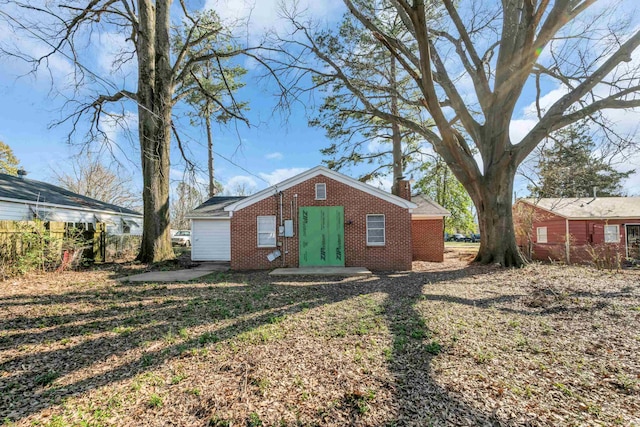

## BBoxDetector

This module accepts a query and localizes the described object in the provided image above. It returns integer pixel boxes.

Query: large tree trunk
[136,0,175,263]
[471,163,525,267]
[389,56,403,196]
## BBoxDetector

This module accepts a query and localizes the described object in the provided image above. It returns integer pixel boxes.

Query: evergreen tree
[309,3,428,192]
[173,10,248,198]
[528,123,633,198]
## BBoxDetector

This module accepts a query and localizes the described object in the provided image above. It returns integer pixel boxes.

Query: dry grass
[1,255,639,426]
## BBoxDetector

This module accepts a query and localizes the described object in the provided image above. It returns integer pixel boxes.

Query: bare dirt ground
[1,251,639,426]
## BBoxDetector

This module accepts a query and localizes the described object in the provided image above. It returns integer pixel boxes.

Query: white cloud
[204,0,344,38]
[100,110,138,146]
[265,152,283,160]
[94,31,137,77]
[259,167,308,185]
[371,174,393,192]
[0,19,74,85]
[509,119,537,144]
[223,175,258,195]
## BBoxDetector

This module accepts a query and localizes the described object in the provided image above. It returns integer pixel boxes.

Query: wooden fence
[0,220,106,270]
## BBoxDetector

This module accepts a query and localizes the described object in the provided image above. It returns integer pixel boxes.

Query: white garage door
[191,219,231,261]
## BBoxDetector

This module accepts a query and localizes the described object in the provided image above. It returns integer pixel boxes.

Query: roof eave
[0,196,143,218]
[224,166,417,211]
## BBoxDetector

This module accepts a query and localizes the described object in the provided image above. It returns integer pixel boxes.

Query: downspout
[565,218,571,264]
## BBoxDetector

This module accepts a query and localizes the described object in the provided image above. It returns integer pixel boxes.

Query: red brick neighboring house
[411,195,451,262]
[188,166,448,271]
[514,197,640,263]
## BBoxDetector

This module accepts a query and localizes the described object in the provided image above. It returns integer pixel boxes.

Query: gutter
[0,196,142,218]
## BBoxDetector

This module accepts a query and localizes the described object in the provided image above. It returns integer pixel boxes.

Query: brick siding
[230,174,413,271]
[411,218,444,262]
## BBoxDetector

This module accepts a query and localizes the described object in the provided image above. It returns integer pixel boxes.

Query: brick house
[188,166,449,271]
[514,197,640,263]
[411,194,451,262]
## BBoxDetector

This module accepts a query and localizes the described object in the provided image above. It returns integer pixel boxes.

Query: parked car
[449,233,468,242]
[172,230,191,247]
[470,233,481,243]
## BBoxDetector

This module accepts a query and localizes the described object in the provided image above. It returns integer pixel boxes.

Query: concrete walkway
[119,262,229,282]
[269,266,372,276]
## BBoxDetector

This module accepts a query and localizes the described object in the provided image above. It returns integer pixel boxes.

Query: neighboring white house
[0,172,142,235]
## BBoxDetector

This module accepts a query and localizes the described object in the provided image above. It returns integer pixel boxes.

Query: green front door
[299,206,345,267]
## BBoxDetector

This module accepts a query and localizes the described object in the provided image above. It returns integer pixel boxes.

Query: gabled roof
[187,196,246,218]
[518,197,640,219]
[0,173,141,216]
[411,194,451,217]
[223,166,417,212]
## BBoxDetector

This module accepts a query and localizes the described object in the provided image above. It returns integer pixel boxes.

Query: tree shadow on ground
[1,265,526,425]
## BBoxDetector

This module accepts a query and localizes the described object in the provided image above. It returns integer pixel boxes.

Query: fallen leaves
[0,256,639,426]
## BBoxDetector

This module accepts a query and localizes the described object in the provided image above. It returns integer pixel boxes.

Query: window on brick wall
[315,183,326,200]
[604,224,619,243]
[257,216,276,247]
[536,226,547,243]
[367,214,385,246]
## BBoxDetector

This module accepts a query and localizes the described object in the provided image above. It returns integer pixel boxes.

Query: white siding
[0,200,30,220]
[0,200,142,236]
[191,219,231,261]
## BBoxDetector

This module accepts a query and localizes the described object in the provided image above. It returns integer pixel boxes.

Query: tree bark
[471,161,525,267]
[206,114,215,197]
[389,56,403,196]
[136,0,175,263]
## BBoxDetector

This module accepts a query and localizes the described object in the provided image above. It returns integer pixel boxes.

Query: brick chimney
[397,179,412,201]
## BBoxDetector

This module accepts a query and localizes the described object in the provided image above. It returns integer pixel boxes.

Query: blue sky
[0,0,639,201]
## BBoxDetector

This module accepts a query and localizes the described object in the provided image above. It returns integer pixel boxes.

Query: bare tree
[171,181,205,230]
[51,154,140,210]
[270,0,640,266]
[0,1,251,262]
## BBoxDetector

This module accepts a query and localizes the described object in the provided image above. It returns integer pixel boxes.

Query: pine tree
[529,123,633,198]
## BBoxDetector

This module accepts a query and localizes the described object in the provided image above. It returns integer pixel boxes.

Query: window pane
[369,229,384,238]
[537,227,547,243]
[604,225,618,243]
[367,215,385,244]
[257,216,276,246]
[367,215,384,226]
[258,232,275,246]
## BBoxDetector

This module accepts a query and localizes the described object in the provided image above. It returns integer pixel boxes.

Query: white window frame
[257,215,276,248]
[315,183,327,200]
[604,224,620,243]
[536,226,548,243]
[366,214,385,246]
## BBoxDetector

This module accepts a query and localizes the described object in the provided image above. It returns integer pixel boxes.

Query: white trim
[224,166,417,212]
[315,182,327,200]
[257,215,277,248]
[536,226,548,243]
[186,215,230,220]
[604,224,620,243]
[366,214,385,246]
[0,196,142,218]
[411,215,446,220]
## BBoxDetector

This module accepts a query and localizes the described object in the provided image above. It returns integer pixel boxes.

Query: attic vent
[315,183,326,200]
